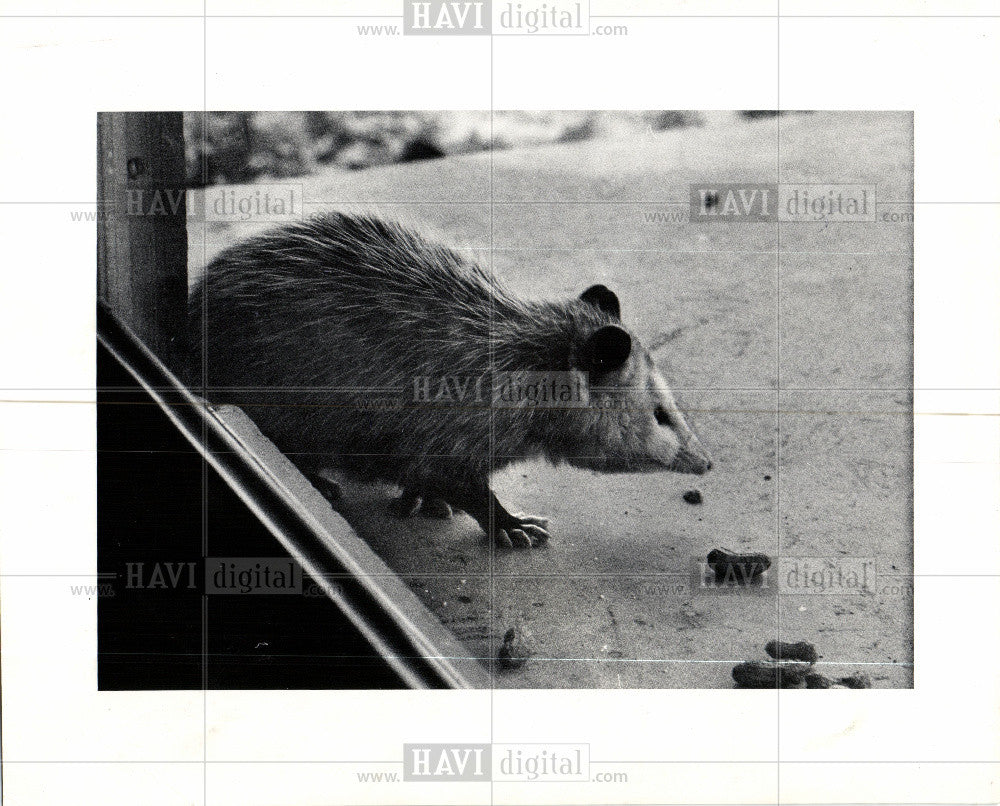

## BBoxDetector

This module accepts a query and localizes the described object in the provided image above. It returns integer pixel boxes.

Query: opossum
[189,212,712,549]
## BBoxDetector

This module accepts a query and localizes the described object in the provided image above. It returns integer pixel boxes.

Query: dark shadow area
[97,339,405,690]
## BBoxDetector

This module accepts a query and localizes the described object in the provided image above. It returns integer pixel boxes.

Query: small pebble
[732,660,811,688]
[765,639,820,664]
[497,627,530,671]
[805,672,832,688]
[682,489,703,505]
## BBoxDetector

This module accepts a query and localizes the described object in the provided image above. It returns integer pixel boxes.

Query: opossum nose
[673,448,712,475]
[681,437,712,474]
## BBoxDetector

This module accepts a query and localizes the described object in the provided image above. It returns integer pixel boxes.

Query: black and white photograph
[97,109,913,691]
[1,3,998,805]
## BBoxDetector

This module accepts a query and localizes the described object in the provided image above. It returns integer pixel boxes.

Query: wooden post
[97,112,188,369]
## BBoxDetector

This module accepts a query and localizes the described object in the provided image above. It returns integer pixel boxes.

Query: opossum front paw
[496,514,550,550]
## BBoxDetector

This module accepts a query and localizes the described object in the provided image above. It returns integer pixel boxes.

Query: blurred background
[184,110,789,186]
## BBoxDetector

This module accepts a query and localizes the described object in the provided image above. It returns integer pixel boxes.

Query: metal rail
[98,302,490,689]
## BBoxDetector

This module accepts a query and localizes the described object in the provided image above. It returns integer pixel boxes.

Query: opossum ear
[579,284,621,320]
[579,325,632,374]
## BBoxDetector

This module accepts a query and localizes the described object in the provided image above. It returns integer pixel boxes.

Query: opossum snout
[653,402,712,474]
[673,447,713,475]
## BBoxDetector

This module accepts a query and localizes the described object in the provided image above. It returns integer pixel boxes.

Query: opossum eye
[579,284,621,320]
[654,405,675,427]
[579,325,632,374]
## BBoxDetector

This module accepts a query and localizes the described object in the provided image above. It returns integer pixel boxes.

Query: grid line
[8,6,941,802]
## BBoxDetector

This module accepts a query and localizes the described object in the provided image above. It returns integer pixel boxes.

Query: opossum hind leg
[389,490,422,517]
[390,487,453,519]
[418,496,453,519]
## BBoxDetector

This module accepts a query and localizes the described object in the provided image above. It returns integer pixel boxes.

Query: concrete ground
[189,111,913,688]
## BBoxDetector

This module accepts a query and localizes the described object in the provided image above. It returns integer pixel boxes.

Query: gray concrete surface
[189,111,913,688]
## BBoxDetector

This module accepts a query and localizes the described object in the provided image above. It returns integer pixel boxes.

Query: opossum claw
[496,523,550,549]
[512,513,550,529]
[519,524,550,545]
